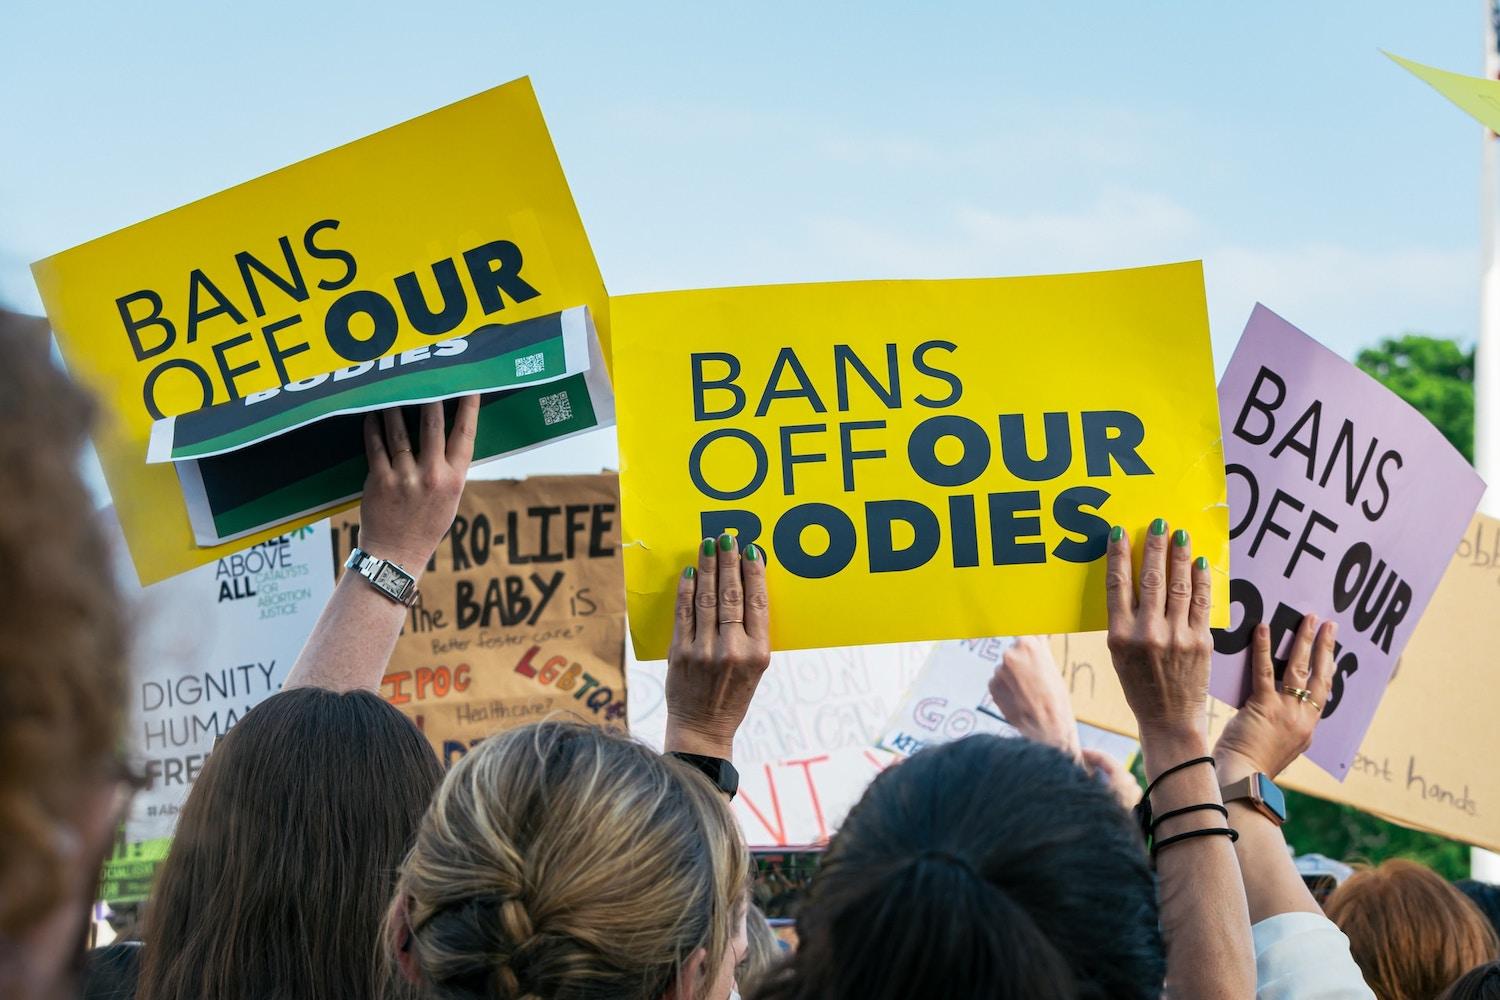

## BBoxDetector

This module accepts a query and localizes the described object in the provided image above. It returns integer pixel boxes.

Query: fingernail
[1194,555,1208,571]
[1329,621,1339,640]
[718,533,735,552]
[1109,525,1124,543]
[1173,528,1189,547]
[702,539,715,557]
[1150,518,1167,536]
[744,543,759,561]
[683,566,695,579]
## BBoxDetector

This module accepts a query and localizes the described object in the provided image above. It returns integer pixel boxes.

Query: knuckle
[695,592,718,610]
[1191,591,1213,612]
[720,586,743,606]
[1105,572,1131,593]
[747,592,770,611]
[1138,569,1165,592]
[1168,579,1192,599]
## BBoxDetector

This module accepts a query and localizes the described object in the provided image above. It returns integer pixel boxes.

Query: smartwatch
[345,547,420,607]
[669,752,739,800]
[1221,772,1288,826]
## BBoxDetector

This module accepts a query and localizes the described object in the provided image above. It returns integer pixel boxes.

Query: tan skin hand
[1105,522,1215,743]
[358,397,479,570]
[664,535,773,760]
[987,636,1083,763]
[1081,747,1143,812]
[1216,616,1338,780]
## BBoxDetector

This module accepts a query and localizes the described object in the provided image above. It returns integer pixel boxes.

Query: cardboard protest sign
[100,511,333,904]
[147,307,612,545]
[34,77,608,584]
[331,475,626,765]
[1210,306,1483,778]
[1387,52,1500,133]
[613,263,1229,658]
[877,637,1140,766]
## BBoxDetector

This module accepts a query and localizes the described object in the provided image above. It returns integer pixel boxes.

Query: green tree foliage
[1356,335,1475,462]
[1277,333,1477,881]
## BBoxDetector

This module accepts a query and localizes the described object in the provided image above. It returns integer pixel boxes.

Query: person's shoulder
[81,941,143,1000]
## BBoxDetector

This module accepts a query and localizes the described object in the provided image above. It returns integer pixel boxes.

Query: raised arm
[987,636,1084,763]
[1106,521,1255,1000]
[1215,618,1374,998]
[284,397,479,692]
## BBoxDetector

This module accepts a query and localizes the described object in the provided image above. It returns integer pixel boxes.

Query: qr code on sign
[515,352,546,377]
[540,391,573,426]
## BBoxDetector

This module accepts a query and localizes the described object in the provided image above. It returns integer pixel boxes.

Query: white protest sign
[112,510,335,844]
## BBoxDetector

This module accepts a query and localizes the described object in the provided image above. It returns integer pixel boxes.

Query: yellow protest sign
[33,78,607,584]
[1387,51,1500,133]
[1055,513,1500,852]
[613,263,1229,659]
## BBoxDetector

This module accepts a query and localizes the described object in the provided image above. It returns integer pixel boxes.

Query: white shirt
[1253,911,1374,999]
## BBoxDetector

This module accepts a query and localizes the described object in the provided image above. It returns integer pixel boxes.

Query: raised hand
[1216,615,1338,780]
[358,396,480,570]
[987,636,1082,763]
[1104,519,1214,744]
[664,534,772,760]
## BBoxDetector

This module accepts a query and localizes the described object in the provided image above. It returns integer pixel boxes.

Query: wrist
[1138,728,1211,783]
[1214,750,1263,785]
[664,721,735,761]
[354,537,431,578]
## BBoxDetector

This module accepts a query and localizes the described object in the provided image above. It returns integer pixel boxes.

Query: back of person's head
[1326,859,1500,1000]
[753,735,1163,1000]
[392,720,748,1000]
[1458,881,1500,942]
[0,311,129,997]
[138,687,442,1000]
[1441,963,1500,1000]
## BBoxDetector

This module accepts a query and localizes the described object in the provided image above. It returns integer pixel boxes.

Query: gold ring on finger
[1283,685,1315,705]
[719,616,744,625]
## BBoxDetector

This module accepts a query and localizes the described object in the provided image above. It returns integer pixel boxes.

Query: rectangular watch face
[374,564,410,597]
[1255,773,1288,822]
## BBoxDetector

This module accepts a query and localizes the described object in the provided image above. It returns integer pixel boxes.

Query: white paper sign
[110,509,335,843]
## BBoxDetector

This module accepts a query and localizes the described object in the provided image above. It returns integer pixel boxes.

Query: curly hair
[0,310,128,935]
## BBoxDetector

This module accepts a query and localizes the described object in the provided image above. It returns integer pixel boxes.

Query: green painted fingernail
[718,533,735,552]
[1194,556,1208,571]
[1109,525,1123,543]
[1150,518,1167,536]
[702,539,715,556]
[744,543,759,561]
[683,566,696,579]
[1173,529,1189,547]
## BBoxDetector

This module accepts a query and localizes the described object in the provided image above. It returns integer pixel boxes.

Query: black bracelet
[1150,802,1228,832]
[1135,756,1216,840]
[1143,756,1215,800]
[1151,826,1238,859]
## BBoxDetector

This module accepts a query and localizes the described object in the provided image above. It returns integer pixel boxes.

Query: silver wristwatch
[344,547,419,606]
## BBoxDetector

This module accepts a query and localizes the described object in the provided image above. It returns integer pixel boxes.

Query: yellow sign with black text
[33,77,607,584]
[613,263,1229,659]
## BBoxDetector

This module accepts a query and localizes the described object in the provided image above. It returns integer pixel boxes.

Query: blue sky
[0,2,1487,480]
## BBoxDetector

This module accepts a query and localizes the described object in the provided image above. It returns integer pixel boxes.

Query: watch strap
[344,547,419,607]
[1221,773,1286,826]
[669,751,739,800]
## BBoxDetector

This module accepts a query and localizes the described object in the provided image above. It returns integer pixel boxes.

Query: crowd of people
[2,304,1499,1000]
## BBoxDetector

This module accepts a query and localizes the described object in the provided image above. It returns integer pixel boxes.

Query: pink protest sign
[1210,305,1484,779]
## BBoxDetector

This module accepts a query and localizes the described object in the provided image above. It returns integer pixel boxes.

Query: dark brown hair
[138,687,442,1000]
[0,310,128,935]
[1326,859,1500,1000]
[1440,962,1500,1000]
[753,735,1164,1000]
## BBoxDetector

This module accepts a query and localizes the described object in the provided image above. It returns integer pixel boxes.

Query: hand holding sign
[1105,520,1215,746]
[358,396,480,570]
[1216,616,1338,782]
[664,534,772,759]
